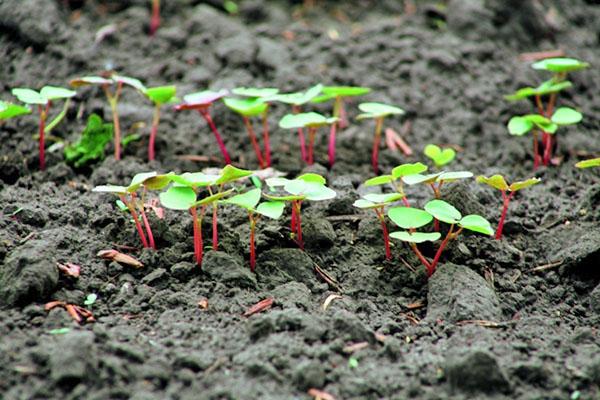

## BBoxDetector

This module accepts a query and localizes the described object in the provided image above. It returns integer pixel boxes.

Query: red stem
[262,111,271,167]
[38,104,49,170]
[338,98,348,129]
[375,208,391,260]
[243,116,266,168]
[199,109,231,165]
[149,0,160,36]
[249,214,256,272]
[371,117,384,173]
[148,105,160,161]
[402,196,410,207]
[293,105,307,162]
[290,202,297,233]
[190,207,203,266]
[495,191,514,240]
[294,201,304,249]
[328,122,337,168]
[138,201,156,250]
[533,130,540,170]
[212,204,218,251]
[428,225,457,276]
[410,243,432,273]
[307,127,316,165]
[121,195,149,248]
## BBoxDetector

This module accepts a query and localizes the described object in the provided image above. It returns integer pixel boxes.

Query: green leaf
[92,185,128,194]
[279,112,337,129]
[160,186,197,210]
[223,97,268,117]
[64,114,113,168]
[284,180,336,201]
[271,84,323,105]
[144,174,174,191]
[223,188,261,210]
[12,88,46,105]
[388,207,433,229]
[49,327,71,335]
[214,164,253,185]
[0,101,31,120]
[505,80,573,100]
[505,87,538,101]
[353,199,378,209]
[297,173,326,184]
[424,200,461,224]
[531,57,589,73]
[364,175,394,186]
[40,86,76,100]
[69,76,113,87]
[256,201,285,219]
[476,175,509,191]
[84,293,97,306]
[181,90,228,108]
[458,215,494,235]
[437,171,473,182]
[551,107,582,125]
[356,102,405,119]
[193,189,233,206]
[390,231,441,243]
[391,163,428,179]
[402,172,443,185]
[232,87,279,98]
[507,116,534,136]
[576,157,600,169]
[424,144,456,167]
[322,86,371,97]
[170,172,218,188]
[509,177,541,191]
[145,86,177,105]
[265,177,290,187]
[129,172,158,192]
[363,193,404,204]
[112,75,146,92]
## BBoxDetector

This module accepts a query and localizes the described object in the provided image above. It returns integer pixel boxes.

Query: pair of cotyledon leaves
[508,108,583,136]
[71,75,176,106]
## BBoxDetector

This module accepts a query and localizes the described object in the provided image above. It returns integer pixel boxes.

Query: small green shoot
[175,89,231,164]
[575,157,600,169]
[477,175,541,239]
[388,200,493,277]
[0,100,31,120]
[64,114,113,168]
[143,85,176,161]
[356,102,405,173]
[11,86,76,170]
[84,293,97,308]
[222,188,285,271]
[279,112,338,166]
[423,144,456,168]
[364,162,429,206]
[313,86,370,129]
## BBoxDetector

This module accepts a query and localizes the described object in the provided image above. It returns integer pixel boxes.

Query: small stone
[49,331,98,385]
[292,360,326,391]
[302,217,336,249]
[141,268,167,287]
[171,261,195,282]
[257,248,315,289]
[446,351,510,394]
[203,251,257,289]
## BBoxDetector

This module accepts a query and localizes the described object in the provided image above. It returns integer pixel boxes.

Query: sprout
[313,86,370,129]
[388,200,493,277]
[0,100,31,120]
[159,165,252,266]
[364,162,429,206]
[278,112,338,166]
[531,57,590,73]
[477,175,541,240]
[353,192,404,260]
[270,84,323,162]
[64,114,113,168]
[149,0,160,36]
[11,86,77,170]
[93,171,173,249]
[265,173,336,249]
[226,87,279,168]
[423,144,455,168]
[70,74,146,160]
[356,102,405,173]
[175,89,231,165]
[575,158,600,169]
[143,85,177,161]
[222,188,285,271]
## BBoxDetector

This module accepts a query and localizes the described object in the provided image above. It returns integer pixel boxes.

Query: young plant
[270,84,323,162]
[175,89,231,164]
[230,87,279,167]
[160,165,252,266]
[278,112,338,166]
[507,108,582,169]
[0,100,31,120]
[222,188,285,271]
[70,74,146,160]
[353,193,405,260]
[575,158,600,169]
[388,200,493,277]
[149,0,160,36]
[312,86,371,129]
[11,86,76,170]
[143,85,176,161]
[476,175,541,240]
[363,162,429,207]
[424,144,455,168]
[64,114,113,168]
[506,57,589,167]
[356,102,405,173]
[93,172,172,249]
[265,173,336,249]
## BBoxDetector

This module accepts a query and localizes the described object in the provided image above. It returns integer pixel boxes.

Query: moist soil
[1,1,600,399]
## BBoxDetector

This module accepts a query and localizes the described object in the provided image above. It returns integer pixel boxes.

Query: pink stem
[190,207,203,266]
[495,191,513,240]
[375,208,391,260]
[149,0,160,36]
[428,225,455,276]
[402,196,410,207]
[139,204,156,249]
[533,131,540,170]
[38,104,49,170]
[212,204,218,251]
[243,116,266,168]
[328,122,337,168]
[148,105,160,161]
[295,201,304,250]
[307,127,316,165]
[199,109,231,165]
[121,195,149,248]
[338,98,348,129]
[411,243,432,274]
[290,202,297,234]
[249,214,256,272]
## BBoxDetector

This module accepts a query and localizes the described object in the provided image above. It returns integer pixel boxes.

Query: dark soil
[1,0,600,399]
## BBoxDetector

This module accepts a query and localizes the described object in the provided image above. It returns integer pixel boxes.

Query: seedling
[64,114,113,168]
[506,57,589,167]
[356,102,405,173]
[353,192,405,260]
[149,0,160,36]
[265,173,336,249]
[143,85,176,161]
[70,74,146,160]
[575,158,600,169]
[222,188,285,271]
[313,86,370,129]
[388,200,493,277]
[507,108,582,169]
[160,165,252,266]
[175,89,231,164]
[229,87,279,167]
[279,112,338,166]
[0,100,31,120]
[11,86,76,170]
[476,175,541,239]
[270,84,323,162]
[363,162,429,207]
[424,144,455,168]
[93,172,172,249]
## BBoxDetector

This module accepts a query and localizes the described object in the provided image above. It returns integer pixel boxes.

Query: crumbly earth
[1,1,600,399]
